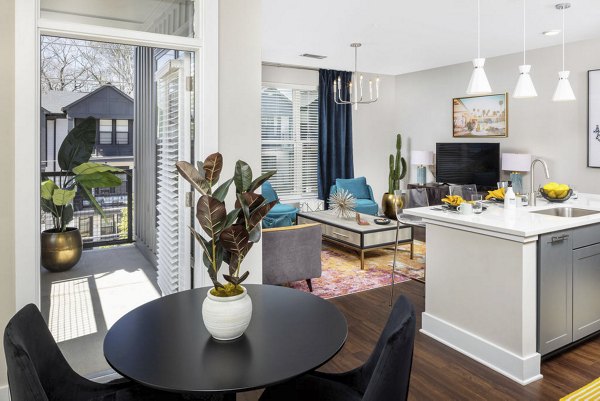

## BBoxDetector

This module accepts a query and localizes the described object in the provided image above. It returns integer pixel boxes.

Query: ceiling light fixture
[552,3,575,102]
[466,0,492,95]
[513,0,537,99]
[543,29,561,36]
[300,53,327,59]
[333,43,379,111]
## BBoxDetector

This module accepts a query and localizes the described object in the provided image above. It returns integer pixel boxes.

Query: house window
[261,85,318,200]
[78,216,92,238]
[99,119,113,144]
[100,215,116,237]
[116,120,129,144]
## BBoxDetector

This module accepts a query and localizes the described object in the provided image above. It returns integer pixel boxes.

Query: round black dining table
[104,284,348,400]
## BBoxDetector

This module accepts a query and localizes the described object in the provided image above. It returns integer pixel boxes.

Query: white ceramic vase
[202,286,253,341]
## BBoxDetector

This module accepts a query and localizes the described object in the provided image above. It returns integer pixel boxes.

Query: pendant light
[466,0,492,95]
[513,0,537,98]
[552,3,575,102]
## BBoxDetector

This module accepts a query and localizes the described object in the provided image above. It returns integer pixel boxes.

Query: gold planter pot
[41,227,82,272]
[381,192,403,220]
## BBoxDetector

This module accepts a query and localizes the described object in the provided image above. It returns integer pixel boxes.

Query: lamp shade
[501,153,532,172]
[411,150,434,166]
[552,70,576,101]
[466,58,492,95]
[513,65,537,98]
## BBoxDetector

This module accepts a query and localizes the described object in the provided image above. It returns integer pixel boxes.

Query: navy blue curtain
[318,69,354,203]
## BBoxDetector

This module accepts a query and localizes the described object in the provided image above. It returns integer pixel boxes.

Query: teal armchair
[330,177,379,216]
[261,181,299,227]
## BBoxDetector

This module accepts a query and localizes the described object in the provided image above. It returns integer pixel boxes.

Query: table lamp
[501,153,532,195]
[411,150,434,186]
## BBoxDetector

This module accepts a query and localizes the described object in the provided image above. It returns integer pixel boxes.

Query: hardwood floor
[239,280,600,401]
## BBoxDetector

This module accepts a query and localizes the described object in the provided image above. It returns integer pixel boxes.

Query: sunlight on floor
[49,277,98,343]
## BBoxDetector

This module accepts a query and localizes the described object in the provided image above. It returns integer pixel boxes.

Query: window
[100,215,116,237]
[78,217,93,239]
[261,85,318,200]
[116,120,129,144]
[99,119,113,144]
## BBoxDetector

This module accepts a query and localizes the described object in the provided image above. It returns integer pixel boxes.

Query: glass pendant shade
[552,70,576,101]
[513,65,537,98]
[466,58,492,95]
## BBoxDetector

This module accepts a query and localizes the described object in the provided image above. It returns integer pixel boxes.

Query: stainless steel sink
[530,207,600,218]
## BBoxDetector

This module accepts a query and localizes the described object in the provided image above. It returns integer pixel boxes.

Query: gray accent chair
[262,223,322,292]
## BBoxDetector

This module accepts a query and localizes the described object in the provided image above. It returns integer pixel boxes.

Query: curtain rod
[262,62,320,72]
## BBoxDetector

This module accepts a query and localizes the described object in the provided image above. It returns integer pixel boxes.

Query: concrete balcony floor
[40,244,160,377]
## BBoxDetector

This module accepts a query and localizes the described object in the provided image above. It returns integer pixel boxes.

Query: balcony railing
[41,169,133,248]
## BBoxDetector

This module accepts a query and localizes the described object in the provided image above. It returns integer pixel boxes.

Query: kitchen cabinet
[538,230,573,355]
[538,223,600,355]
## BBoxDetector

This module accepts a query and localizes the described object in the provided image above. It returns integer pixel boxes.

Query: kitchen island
[405,194,600,385]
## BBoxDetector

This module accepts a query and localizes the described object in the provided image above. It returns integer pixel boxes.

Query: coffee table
[297,211,413,269]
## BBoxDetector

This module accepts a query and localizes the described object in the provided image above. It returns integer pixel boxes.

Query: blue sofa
[330,177,379,216]
[261,181,299,228]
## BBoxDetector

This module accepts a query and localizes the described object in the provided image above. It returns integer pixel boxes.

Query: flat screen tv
[435,143,500,189]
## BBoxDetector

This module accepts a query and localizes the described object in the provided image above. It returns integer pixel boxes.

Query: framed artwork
[452,93,508,138]
[589,70,600,168]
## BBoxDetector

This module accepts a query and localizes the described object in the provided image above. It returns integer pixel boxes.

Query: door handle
[549,234,569,244]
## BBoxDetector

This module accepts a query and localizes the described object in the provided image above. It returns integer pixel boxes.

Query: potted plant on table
[382,133,407,219]
[176,153,276,341]
[41,117,125,272]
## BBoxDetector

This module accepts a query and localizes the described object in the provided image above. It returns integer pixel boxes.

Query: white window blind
[99,119,112,144]
[261,85,319,200]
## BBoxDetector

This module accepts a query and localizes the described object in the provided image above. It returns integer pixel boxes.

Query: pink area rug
[289,241,426,299]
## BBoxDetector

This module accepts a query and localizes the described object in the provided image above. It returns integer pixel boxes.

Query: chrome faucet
[528,159,550,206]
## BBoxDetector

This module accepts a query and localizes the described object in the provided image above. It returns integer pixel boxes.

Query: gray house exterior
[41,84,134,171]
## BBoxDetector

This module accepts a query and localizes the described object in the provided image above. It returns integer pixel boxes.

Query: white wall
[261,65,399,206]
[0,0,16,394]
[219,0,263,284]
[396,38,600,194]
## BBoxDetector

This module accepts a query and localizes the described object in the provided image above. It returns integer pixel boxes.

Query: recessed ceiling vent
[300,53,327,59]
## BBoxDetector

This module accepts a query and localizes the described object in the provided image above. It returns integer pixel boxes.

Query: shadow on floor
[40,244,160,376]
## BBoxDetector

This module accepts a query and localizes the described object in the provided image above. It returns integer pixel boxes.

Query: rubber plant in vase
[176,153,276,341]
[41,117,125,272]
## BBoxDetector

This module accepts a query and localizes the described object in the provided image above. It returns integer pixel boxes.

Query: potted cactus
[176,153,276,341]
[382,134,407,219]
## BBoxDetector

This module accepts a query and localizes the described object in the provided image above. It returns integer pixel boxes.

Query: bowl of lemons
[540,182,573,202]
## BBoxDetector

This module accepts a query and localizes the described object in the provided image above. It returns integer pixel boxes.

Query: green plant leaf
[75,171,122,189]
[248,170,276,192]
[41,180,58,200]
[73,162,124,175]
[60,204,74,231]
[176,161,211,195]
[52,188,77,206]
[234,160,253,193]
[58,117,97,171]
[212,178,233,202]
[236,193,250,225]
[223,208,241,230]
[196,161,205,177]
[248,224,261,243]
[78,184,106,219]
[223,271,249,286]
[203,153,223,185]
[246,200,277,233]
[196,195,227,239]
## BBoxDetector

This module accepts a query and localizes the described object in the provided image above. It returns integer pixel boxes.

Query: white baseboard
[421,312,543,386]
[0,384,9,401]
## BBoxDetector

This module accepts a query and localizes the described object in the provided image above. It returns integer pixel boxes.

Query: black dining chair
[259,295,416,401]
[4,304,222,401]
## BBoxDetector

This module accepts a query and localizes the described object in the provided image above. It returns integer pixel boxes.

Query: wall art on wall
[589,70,600,168]
[452,93,508,138]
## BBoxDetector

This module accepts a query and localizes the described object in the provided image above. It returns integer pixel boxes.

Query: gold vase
[41,228,82,272]
[381,193,403,220]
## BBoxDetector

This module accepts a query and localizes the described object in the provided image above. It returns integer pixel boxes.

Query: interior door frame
[14,0,219,308]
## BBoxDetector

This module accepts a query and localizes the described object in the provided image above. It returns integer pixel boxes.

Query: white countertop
[404,193,600,238]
